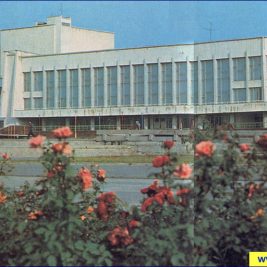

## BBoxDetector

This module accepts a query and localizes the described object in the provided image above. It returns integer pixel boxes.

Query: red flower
[52,126,73,139]
[29,135,46,148]
[174,163,192,179]
[141,197,154,212]
[97,169,106,182]
[248,183,255,199]
[152,155,170,168]
[96,192,117,221]
[195,141,215,157]
[0,192,7,203]
[239,143,250,152]
[108,227,133,247]
[2,153,9,160]
[154,192,165,206]
[128,220,141,229]
[163,140,175,149]
[176,188,191,196]
[140,180,159,196]
[28,210,43,220]
[78,167,93,190]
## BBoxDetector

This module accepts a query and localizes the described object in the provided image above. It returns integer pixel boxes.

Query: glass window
[24,98,31,110]
[94,67,104,107]
[133,65,144,105]
[34,72,43,92]
[70,69,78,108]
[250,87,262,101]
[121,66,130,106]
[107,66,117,106]
[233,88,246,102]
[81,68,91,107]
[24,72,31,92]
[161,63,172,105]
[217,59,230,103]
[147,64,158,105]
[191,62,198,104]
[34,97,43,109]
[46,71,54,108]
[176,62,187,104]
[202,60,214,103]
[249,56,261,80]
[58,70,67,108]
[233,58,246,81]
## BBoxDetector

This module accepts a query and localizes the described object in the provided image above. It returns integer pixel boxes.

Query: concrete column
[30,68,34,109]
[66,66,70,108]
[90,117,95,130]
[158,58,162,105]
[42,66,47,109]
[178,116,182,129]
[116,116,121,130]
[130,61,134,106]
[90,65,95,107]
[78,65,82,108]
[187,57,192,105]
[229,53,234,103]
[103,63,108,107]
[213,56,218,104]
[197,57,202,104]
[261,38,267,102]
[144,116,148,130]
[245,52,249,101]
[65,118,70,126]
[172,58,176,105]
[117,61,121,106]
[172,115,177,129]
[41,118,46,131]
[230,114,235,124]
[54,67,58,108]
[144,59,148,106]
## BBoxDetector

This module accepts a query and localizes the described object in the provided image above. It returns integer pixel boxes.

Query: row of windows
[23,57,263,109]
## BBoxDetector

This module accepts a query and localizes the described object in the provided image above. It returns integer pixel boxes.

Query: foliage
[0,127,266,266]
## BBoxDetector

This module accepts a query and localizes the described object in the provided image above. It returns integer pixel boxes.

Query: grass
[73,154,194,164]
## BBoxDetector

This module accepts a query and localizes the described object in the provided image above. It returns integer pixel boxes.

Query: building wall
[61,26,114,53]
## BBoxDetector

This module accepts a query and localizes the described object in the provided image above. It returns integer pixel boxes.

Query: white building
[0,16,267,131]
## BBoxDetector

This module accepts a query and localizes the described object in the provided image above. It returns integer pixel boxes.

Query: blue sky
[0,1,267,48]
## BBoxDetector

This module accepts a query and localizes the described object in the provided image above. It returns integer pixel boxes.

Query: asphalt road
[1,162,159,205]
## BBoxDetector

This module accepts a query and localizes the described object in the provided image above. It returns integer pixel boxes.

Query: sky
[0,1,267,48]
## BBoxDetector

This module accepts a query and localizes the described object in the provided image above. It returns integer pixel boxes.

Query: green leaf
[47,255,57,266]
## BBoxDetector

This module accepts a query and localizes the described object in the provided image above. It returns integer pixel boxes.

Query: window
[217,59,230,103]
[24,98,31,110]
[233,58,246,81]
[191,62,198,104]
[24,73,31,92]
[34,98,43,109]
[233,88,246,102]
[147,64,158,105]
[250,87,262,101]
[202,60,214,103]
[57,70,67,108]
[176,62,187,104]
[107,66,117,106]
[249,56,261,80]
[133,65,144,105]
[81,69,91,107]
[161,63,172,105]
[46,71,54,108]
[34,72,43,91]
[121,66,130,105]
[94,67,104,107]
[70,69,78,108]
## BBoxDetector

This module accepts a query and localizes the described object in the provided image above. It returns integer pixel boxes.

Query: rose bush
[0,126,266,266]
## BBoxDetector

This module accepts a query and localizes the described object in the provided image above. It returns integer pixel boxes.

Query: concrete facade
[0,16,266,130]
